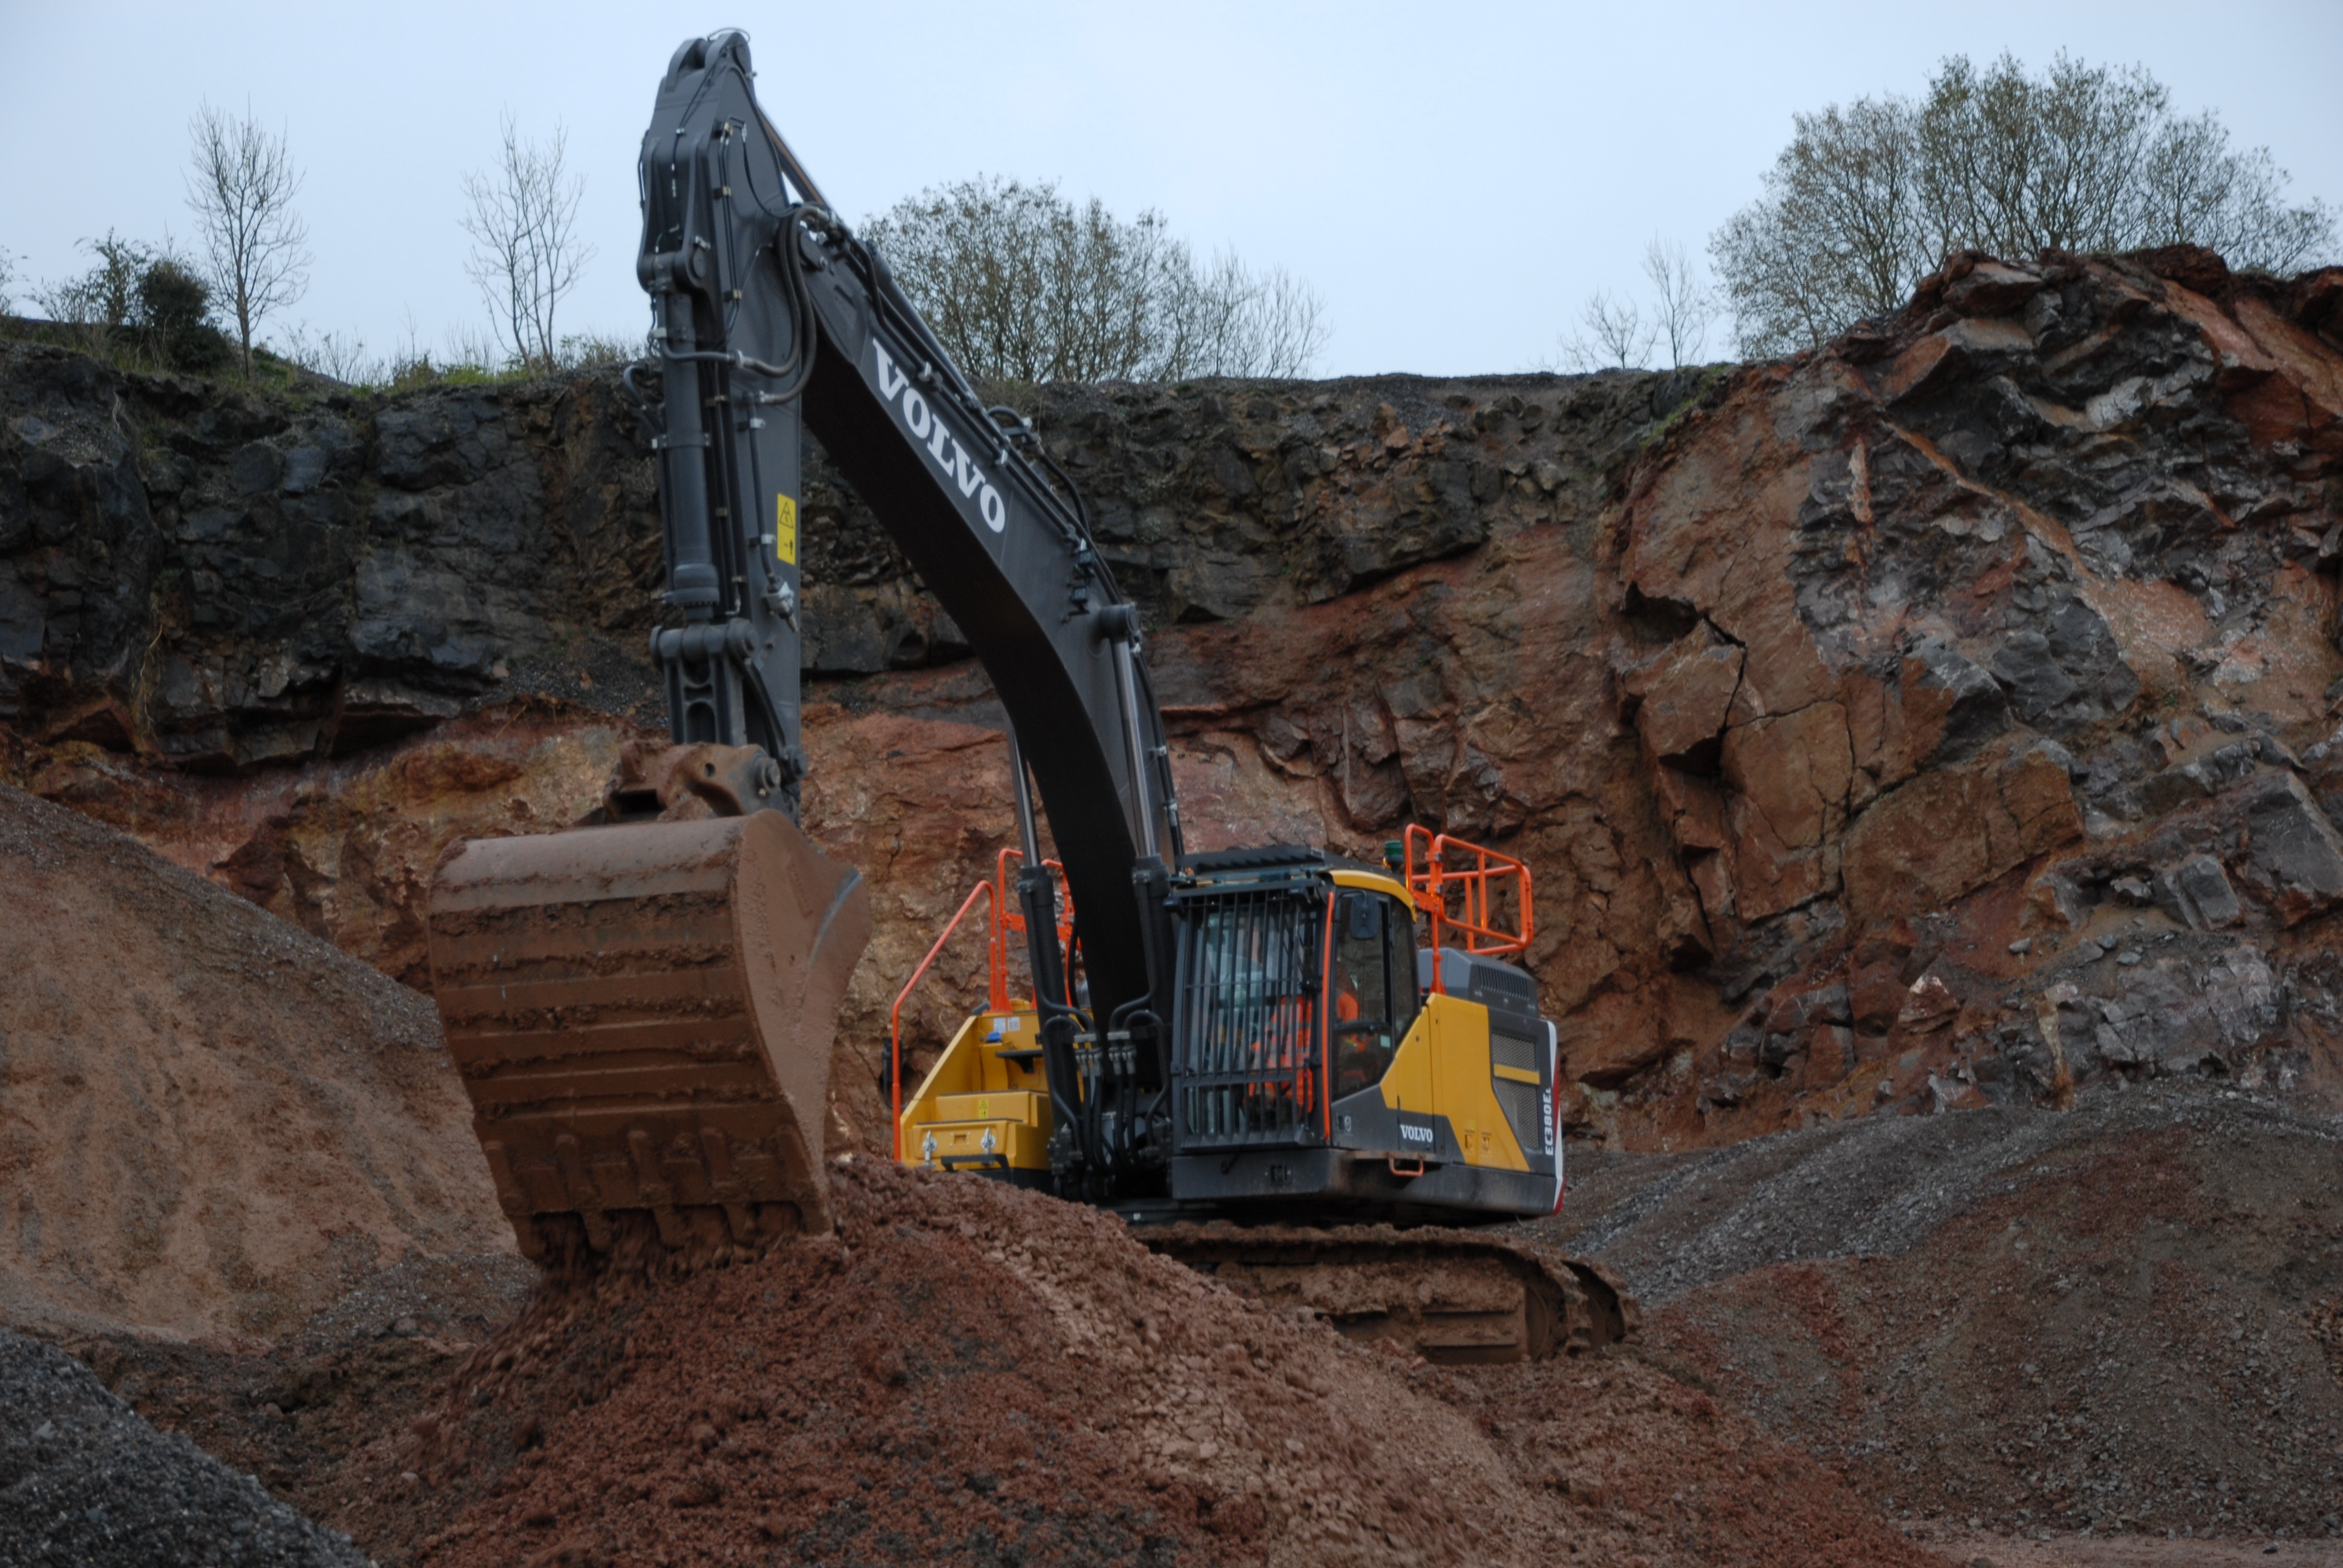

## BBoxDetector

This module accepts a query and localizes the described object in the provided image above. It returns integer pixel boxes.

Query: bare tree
[1712,53,2337,358]
[0,245,15,317]
[1553,240,1717,374]
[186,102,310,377]
[1642,238,1717,367]
[277,325,379,385]
[462,117,594,373]
[1557,289,1657,371]
[863,175,1328,385]
[1225,263,1328,379]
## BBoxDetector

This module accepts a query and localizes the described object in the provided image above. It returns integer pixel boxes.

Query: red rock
[10,249,2343,1158]
[1624,623,1742,768]
[1942,258,2045,318]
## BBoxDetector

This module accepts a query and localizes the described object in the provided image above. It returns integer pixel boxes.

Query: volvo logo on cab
[1397,1121,1435,1146]
[873,343,1008,532]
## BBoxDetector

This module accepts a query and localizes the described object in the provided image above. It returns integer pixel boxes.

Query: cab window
[1331,892,1419,1096]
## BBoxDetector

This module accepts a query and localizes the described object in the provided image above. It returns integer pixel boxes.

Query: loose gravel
[1,1329,372,1567]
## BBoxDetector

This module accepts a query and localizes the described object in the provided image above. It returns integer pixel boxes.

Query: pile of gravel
[1536,1081,2339,1302]
[0,1330,370,1567]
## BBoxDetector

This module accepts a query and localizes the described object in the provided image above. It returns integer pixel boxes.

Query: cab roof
[1179,844,1414,908]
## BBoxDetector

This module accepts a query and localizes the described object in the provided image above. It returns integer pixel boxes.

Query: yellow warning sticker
[976,1098,990,1120]
[775,494,798,564]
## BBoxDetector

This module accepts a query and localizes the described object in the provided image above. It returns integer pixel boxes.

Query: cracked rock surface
[5,247,2343,1150]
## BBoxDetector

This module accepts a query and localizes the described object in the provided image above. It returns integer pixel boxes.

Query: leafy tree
[862,175,1327,384]
[135,257,231,372]
[34,234,230,373]
[1712,53,2338,357]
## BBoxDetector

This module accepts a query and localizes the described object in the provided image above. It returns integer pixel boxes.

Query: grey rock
[2238,773,2343,925]
[229,441,283,497]
[1767,981,1852,1033]
[1987,593,2141,734]
[2140,741,2262,815]
[2086,947,2276,1072]
[0,1329,369,1567]
[1907,637,2013,760]
[2156,854,2244,930]
[281,445,329,495]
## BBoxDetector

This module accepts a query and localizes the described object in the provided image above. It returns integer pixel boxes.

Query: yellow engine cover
[896,1009,1053,1173]
[1377,993,1533,1172]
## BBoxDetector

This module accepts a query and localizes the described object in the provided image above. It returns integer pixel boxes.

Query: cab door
[1329,889,1420,1097]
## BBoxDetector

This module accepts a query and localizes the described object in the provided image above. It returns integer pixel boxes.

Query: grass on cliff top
[0,315,638,403]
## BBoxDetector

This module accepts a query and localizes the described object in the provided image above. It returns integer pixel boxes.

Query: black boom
[635,31,1186,1194]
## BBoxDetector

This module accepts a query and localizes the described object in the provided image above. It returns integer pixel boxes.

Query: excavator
[424,31,1629,1364]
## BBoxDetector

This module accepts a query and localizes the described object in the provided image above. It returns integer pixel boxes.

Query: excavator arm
[635,33,1183,1033]
[424,33,1193,1253]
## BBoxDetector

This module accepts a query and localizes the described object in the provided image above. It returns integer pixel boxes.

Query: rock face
[5,246,2342,1152]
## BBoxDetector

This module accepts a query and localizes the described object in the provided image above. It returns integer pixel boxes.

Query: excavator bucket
[425,812,871,1261]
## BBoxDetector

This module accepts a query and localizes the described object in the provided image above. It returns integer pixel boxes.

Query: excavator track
[1142,1223,1637,1365]
[425,812,871,1261]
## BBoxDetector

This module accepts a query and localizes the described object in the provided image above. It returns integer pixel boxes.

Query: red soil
[327,1162,1938,1568]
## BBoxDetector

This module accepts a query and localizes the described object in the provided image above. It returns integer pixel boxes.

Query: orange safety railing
[987,848,1074,1014]
[890,849,1077,1161]
[1403,823,1533,990]
[891,877,992,1161]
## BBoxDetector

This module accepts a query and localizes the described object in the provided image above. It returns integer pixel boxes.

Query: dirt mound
[0,783,513,1341]
[315,1161,1930,1568]
[1537,1085,2343,1542]
[0,1327,367,1567]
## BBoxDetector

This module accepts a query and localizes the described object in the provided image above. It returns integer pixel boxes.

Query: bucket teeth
[627,1129,686,1246]
[427,811,872,1258]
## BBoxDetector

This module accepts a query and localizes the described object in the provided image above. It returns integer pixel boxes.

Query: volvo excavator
[424,31,1630,1364]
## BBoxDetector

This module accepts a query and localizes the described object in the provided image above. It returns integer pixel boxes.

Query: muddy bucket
[426,812,871,1259]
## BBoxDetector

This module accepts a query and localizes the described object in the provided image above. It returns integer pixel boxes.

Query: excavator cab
[898,826,1561,1224]
[890,829,1614,1365]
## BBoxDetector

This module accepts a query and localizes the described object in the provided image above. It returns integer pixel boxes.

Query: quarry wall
[5,245,2341,1150]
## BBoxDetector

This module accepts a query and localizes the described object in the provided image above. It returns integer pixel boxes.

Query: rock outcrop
[5,246,2341,1151]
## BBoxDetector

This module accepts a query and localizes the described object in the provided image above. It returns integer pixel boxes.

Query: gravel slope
[1,1328,370,1567]
[1524,1086,2343,1542]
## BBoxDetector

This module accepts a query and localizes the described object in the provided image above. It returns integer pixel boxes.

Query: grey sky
[2,1,2336,377]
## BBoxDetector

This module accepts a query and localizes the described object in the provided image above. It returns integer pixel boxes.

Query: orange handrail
[890,877,993,1161]
[989,848,1075,1012]
[1317,886,1335,1140]
[1404,824,1533,989]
